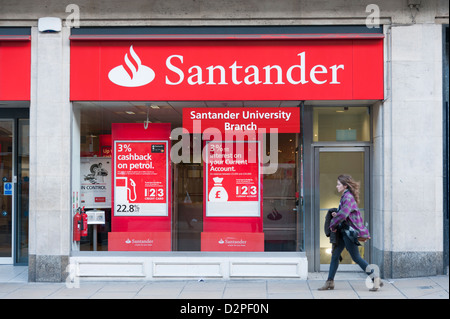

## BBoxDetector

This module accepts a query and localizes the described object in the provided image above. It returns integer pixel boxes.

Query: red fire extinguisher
[73,208,82,242]
[81,206,88,237]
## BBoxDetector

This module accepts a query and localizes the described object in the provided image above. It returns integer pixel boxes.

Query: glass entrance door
[0,117,29,264]
[314,147,370,271]
[0,120,14,263]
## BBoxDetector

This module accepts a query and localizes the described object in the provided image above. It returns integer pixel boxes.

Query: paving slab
[390,278,448,299]
[3,283,65,299]
[430,276,449,290]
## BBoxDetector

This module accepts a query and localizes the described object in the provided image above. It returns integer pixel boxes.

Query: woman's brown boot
[318,280,334,290]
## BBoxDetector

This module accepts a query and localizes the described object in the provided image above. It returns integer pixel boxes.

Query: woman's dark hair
[338,174,360,204]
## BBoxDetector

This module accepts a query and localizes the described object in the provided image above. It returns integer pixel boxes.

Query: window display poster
[108,232,171,251]
[201,232,264,252]
[80,157,111,208]
[99,134,112,157]
[206,140,260,217]
[114,140,168,217]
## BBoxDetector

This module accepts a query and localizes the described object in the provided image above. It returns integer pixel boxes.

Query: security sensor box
[38,17,62,33]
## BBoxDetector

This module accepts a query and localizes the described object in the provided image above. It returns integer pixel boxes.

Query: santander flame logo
[108,45,155,87]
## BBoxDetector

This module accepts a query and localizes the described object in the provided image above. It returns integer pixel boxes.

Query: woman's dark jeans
[327,230,372,280]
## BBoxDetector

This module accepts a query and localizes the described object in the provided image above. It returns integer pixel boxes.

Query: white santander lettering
[286,52,308,85]
[330,64,344,84]
[263,65,284,84]
[244,65,261,85]
[230,61,243,85]
[164,52,344,86]
[187,65,205,85]
[310,65,327,84]
[166,55,184,85]
[206,65,228,85]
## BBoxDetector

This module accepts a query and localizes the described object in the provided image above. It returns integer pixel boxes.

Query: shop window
[313,106,370,142]
[73,103,303,253]
[263,133,300,251]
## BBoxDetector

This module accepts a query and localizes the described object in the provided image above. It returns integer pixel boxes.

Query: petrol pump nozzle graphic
[128,178,137,202]
[116,177,137,203]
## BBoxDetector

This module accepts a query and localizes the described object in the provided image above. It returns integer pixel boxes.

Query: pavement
[0,265,448,300]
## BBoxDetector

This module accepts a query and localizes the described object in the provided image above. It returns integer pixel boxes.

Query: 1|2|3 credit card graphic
[114,141,168,216]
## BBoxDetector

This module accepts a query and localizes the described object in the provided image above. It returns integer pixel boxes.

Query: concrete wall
[390,23,444,277]
[372,21,445,278]
[27,26,72,281]
[0,0,448,26]
[0,0,448,280]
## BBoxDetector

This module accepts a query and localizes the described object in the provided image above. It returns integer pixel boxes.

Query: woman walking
[318,174,382,292]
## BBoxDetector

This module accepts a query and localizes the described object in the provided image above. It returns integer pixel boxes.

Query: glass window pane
[176,162,203,251]
[263,133,300,251]
[0,120,13,258]
[74,103,304,253]
[313,107,370,142]
[17,119,30,263]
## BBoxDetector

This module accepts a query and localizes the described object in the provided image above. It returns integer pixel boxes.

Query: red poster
[206,140,260,217]
[201,232,264,252]
[114,140,168,216]
[108,232,171,251]
[99,134,112,157]
[183,107,300,133]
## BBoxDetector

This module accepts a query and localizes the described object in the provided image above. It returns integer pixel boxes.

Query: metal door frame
[313,146,371,272]
[0,118,15,264]
[0,108,29,264]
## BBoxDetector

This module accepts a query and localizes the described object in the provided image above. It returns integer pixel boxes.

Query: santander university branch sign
[70,39,383,101]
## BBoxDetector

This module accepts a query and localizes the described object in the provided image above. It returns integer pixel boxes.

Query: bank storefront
[65,26,384,280]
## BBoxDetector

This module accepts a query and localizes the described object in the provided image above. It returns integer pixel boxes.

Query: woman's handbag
[344,225,361,246]
[340,221,364,246]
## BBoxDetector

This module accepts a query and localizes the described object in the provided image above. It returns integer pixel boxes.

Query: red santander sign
[70,39,383,101]
[0,41,31,100]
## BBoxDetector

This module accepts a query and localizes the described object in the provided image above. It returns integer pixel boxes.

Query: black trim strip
[70,33,384,41]
[0,27,31,36]
[0,35,31,41]
[71,25,383,36]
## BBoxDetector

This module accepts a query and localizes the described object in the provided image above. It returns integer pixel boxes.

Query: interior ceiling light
[150,104,160,109]
[336,106,349,113]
